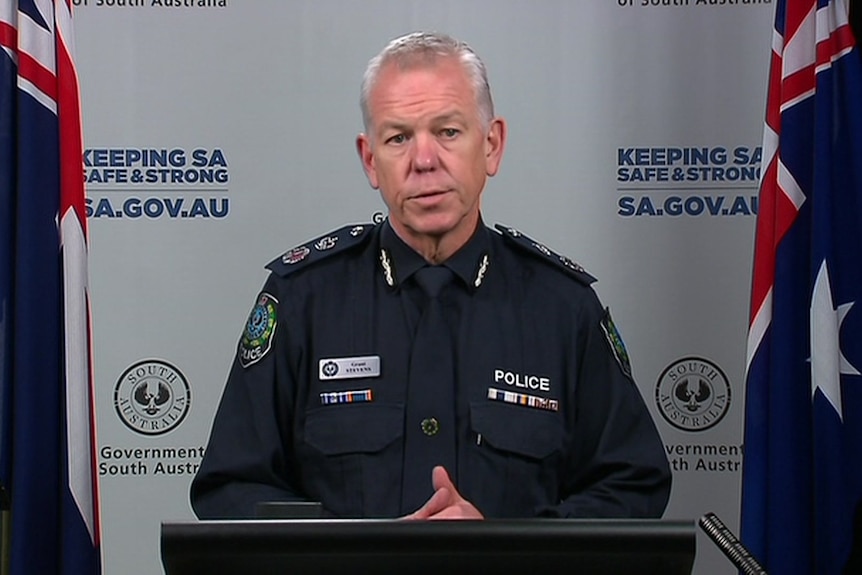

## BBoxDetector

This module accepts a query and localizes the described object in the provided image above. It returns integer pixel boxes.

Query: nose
[411,133,439,172]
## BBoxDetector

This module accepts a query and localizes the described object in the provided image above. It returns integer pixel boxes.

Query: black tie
[400,265,457,514]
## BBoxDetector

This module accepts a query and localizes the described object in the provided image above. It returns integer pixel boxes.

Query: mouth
[411,189,452,200]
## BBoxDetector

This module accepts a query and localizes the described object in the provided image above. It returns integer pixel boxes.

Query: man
[190,32,671,520]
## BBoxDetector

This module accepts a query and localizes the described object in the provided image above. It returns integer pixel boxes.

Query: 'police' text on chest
[494,370,551,392]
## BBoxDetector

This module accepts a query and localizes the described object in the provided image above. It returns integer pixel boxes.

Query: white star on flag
[810,259,860,420]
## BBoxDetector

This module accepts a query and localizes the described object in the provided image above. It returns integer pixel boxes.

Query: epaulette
[266,223,375,277]
[495,223,597,286]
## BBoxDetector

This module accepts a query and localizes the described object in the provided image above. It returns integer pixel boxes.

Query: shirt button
[420,417,439,436]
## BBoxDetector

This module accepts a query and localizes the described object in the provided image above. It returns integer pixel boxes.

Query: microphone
[698,512,768,575]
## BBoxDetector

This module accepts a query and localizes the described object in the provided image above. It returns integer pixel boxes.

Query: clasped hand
[401,466,484,520]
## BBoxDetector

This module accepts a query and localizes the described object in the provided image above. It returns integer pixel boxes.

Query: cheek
[376,171,406,207]
[455,145,488,176]
[380,159,410,187]
[380,186,400,207]
[375,154,402,176]
[376,166,397,187]
[463,156,489,187]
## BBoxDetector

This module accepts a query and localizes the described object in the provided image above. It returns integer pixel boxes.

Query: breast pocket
[301,403,404,517]
[467,402,563,516]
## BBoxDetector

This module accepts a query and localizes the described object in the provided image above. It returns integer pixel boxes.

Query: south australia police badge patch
[240,292,278,368]
[600,308,633,380]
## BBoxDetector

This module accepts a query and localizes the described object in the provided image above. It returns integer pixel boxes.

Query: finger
[431,465,456,493]
[406,487,452,520]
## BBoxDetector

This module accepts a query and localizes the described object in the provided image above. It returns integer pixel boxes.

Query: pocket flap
[305,403,403,455]
[470,402,562,459]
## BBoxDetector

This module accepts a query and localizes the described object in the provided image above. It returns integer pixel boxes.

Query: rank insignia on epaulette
[495,223,596,285]
[314,236,338,251]
[239,292,278,368]
[267,223,374,277]
[532,241,552,257]
[600,308,633,380]
[560,255,586,273]
[282,246,310,265]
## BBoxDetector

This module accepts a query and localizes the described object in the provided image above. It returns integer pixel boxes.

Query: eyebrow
[378,112,469,133]
[432,112,468,125]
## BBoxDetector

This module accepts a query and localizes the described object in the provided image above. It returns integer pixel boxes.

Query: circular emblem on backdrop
[114,359,191,436]
[655,357,731,432]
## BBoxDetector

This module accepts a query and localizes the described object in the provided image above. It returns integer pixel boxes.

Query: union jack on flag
[0,1,101,574]
[741,0,862,573]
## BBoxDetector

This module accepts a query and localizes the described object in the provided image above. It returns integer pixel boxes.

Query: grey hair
[359,32,495,133]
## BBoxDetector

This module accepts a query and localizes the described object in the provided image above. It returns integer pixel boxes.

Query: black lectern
[160,518,696,575]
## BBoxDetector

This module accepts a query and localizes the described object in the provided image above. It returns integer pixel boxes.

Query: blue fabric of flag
[741,1,862,573]
[0,1,101,573]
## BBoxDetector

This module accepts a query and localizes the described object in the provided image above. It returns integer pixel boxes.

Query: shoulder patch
[266,223,374,277]
[600,307,633,381]
[495,223,596,286]
[239,292,278,368]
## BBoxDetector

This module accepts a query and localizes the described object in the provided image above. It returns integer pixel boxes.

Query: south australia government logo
[655,356,730,432]
[114,359,191,435]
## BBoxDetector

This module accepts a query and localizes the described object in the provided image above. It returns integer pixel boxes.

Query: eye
[386,134,407,145]
[440,128,460,138]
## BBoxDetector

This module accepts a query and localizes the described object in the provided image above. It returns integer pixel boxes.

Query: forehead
[368,57,477,122]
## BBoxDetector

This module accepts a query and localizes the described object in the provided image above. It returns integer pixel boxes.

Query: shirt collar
[378,218,491,291]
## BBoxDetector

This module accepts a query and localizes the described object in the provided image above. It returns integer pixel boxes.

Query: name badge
[319,356,381,380]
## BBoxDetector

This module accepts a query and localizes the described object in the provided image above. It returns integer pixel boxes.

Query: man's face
[357,57,505,250]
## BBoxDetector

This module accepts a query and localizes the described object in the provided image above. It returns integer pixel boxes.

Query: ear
[356,133,380,189]
[484,117,507,177]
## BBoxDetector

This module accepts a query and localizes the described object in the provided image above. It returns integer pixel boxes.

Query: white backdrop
[73,1,774,573]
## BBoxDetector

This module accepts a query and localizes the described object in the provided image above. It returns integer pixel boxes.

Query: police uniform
[190,219,671,519]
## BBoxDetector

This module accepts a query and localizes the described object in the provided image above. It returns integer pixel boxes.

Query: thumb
[407,467,456,520]
[431,465,456,493]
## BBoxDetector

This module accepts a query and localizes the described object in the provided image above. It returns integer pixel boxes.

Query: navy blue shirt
[191,219,671,519]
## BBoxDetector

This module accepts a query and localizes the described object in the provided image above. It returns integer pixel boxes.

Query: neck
[414,239,453,265]
[390,215,480,264]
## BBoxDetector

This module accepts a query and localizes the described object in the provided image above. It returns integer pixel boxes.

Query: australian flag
[0,1,101,574]
[741,0,862,573]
